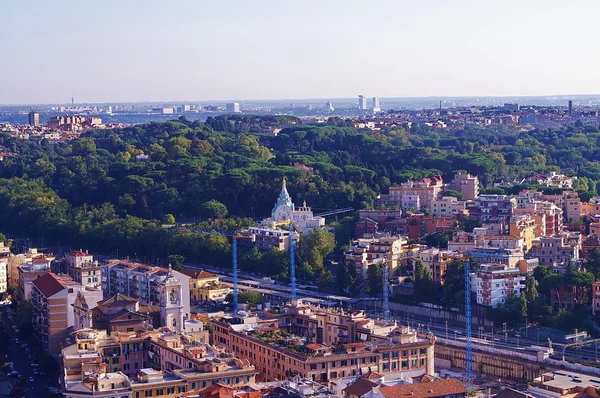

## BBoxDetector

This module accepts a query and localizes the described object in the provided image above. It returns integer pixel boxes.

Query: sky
[1,0,600,104]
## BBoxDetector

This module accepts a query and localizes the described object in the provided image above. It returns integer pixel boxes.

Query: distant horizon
[2,92,599,108]
[3,1,600,104]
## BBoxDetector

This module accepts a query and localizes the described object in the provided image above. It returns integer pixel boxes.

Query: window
[167,388,174,395]
[145,391,152,397]
[383,352,390,359]
[392,351,399,358]
[383,363,390,370]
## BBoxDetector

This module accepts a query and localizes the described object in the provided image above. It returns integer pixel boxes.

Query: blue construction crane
[464,259,473,380]
[289,225,296,301]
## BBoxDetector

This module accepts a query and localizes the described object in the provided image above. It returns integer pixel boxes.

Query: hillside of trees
[1,117,600,287]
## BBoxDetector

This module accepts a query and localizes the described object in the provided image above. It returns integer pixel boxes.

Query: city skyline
[2,0,600,104]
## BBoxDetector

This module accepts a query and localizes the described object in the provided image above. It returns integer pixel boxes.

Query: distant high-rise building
[326,101,334,112]
[28,111,39,126]
[372,97,381,112]
[568,100,573,118]
[358,95,367,110]
[226,102,241,113]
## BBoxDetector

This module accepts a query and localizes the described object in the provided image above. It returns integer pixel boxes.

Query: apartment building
[471,264,525,307]
[472,194,516,224]
[7,247,51,288]
[61,329,257,398]
[18,255,54,300]
[430,196,463,217]
[74,293,161,332]
[593,281,600,315]
[0,243,9,296]
[514,200,563,237]
[102,261,191,333]
[238,226,297,252]
[530,232,581,266]
[31,272,103,353]
[418,249,464,284]
[466,247,524,268]
[181,269,230,303]
[377,176,445,211]
[66,249,101,285]
[563,191,581,222]
[449,172,480,201]
[211,315,434,383]
[345,236,408,281]
[509,215,537,252]
[356,209,403,238]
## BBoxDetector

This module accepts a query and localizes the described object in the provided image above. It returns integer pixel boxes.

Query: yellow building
[509,215,537,252]
[181,269,230,303]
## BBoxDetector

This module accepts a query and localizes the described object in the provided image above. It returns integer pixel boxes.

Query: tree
[367,264,383,296]
[298,229,335,275]
[317,270,334,291]
[167,254,185,271]
[413,260,436,302]
[458,216,483,233]
[239,290,261,305]
[164,214,176,224]
[533,265,551,282]
[525,277,538,302]
[201,200,228,220]
[519,292,528,319]
[442,190,464,200]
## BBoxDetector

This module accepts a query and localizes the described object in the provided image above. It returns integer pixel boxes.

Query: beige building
[430,196,465,217]
[418,249,464,284]
[563,191,581,222]
[345,236,408,281]
[31,272,103,353]
[211,302,435,382]
[61,328,257,398]
[181,269,230,302]
[509,215,537,252]
[18,255,54,300]
[449,172,479,201]
[378,176,445,211]
[530,232,581,267]
[66,250,101,285]
[8,248,53,289]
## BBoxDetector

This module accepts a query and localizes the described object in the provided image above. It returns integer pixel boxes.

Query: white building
[261,178,325,235]
[101,260,190,333]
[358,95,367,110]
[226,102,241,113]
[372,97,381,112]
[471,264,525,307]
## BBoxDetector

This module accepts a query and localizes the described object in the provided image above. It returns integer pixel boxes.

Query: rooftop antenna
[71,94,75,108]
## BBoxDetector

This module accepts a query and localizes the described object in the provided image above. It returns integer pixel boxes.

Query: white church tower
[159,264,185,333]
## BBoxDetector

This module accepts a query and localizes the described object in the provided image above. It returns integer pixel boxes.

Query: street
[1,306,60,397]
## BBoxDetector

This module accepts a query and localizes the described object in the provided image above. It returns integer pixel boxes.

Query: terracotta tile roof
[343,343,366,348]
[493,389,535,398]
[32,272,65,298]
[181,268,217,279]
[32,257,51,264]
[98,293,138,307]
[363,372,384,379]
[412,374,436,383]
[379,378,466,398]
[68,250,90,257]
[342,378,379,397]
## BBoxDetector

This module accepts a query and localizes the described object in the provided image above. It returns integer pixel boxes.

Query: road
[1,306,59,397]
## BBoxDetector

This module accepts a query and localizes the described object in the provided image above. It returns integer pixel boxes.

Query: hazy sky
[1,0,599,104]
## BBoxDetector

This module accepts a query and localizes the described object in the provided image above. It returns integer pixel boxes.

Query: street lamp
[479,326,484,340]
[503,322,508,343]
[516,333,520,348]
[445,320,448,340]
